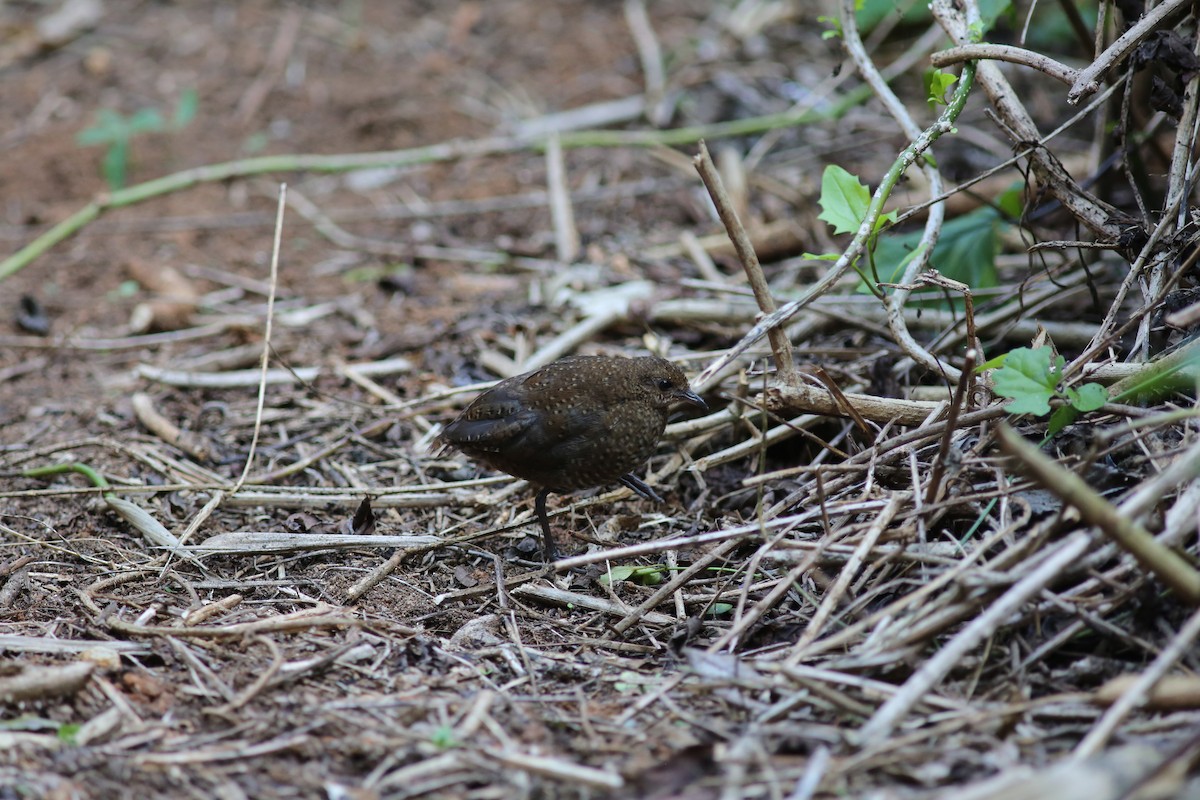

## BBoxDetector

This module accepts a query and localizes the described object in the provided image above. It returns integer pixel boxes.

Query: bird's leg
[534,488,557,562]
[620,473,663,503]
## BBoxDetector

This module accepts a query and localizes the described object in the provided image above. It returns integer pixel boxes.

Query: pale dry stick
[841,0,960,383]
[213,635,284,713]
[923,349,977,507]
[242,423,374,485]
[545,133,579,262]
[1075,604,1200,757]
[665,549,685,620]
[763,382,943,426]
[511,96,646,138]
[286,183,563,273]
[553,511,821,572]
[130,392,214,462]
[1134,27,1200,356]
[80,581,368,638]
[340,361,405,406]
[788,744,830,800]
[186,531,442,554]
[1068,0,1191,104]
[679,230,725,283]
[694,13,973,393]
[519,306,633,373]
[1161,480,1200,550]
[693,140,796,386]
[371,754,478,794]
[176,490,224,547]
[707,539,828,654]
[930,0,1121,239]
[236,8,302,124]
[486,750,624,791]
[782,520,1015,665]
[232,184,286,493]
[0,662,95,703]
[794,494,904,651]
[0,320,250,351]
[857,531,1091,744]
[134,730,320,766]
[137,360,405,388]
[623,0,669,127]
[891,76,1126,229]
[764,404,1006,523]
[1076,224,1200,378]
[512,583,674,625]
[0,635,147,655]
[607,539,742,635]
[931,44,1078,85]
[999,424,1200,604]
[183,593,242,625]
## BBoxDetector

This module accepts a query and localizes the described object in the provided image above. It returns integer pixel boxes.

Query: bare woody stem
[931,44,1078,86]
[693,140,797,386]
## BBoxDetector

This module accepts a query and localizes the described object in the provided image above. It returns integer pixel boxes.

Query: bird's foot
[620,473,664,503]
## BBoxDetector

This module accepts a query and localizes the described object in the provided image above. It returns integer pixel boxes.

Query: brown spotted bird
[440,355,706,560]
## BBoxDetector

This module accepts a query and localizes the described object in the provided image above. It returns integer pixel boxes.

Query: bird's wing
[441,383,541,452]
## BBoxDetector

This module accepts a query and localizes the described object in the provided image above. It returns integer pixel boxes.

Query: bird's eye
[656,378,674,391]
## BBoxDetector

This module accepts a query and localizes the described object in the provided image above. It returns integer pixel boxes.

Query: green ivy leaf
[172,88,198,129]
[817,165,871,235]
[599,565,637,586]
[976,353,1009,372]
[1047,405,1078,437]
[992,346,1062,416]
[925,68,958,108]
[868,207,1001,296]
[1067,383,1108,412]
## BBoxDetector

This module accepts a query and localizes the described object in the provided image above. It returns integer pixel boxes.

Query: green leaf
[929,208,1000,289]
[817,165,871,235]
[126,107,165,133]
[976,353,1009,372]
[1067,382,1108,412]
[102,139,129,189]
[801,251,840,261]
[1047,405,1078,436]
[867,207,1001,298]
[56,723,82,744]
[601,565,666,586]
[429,725,458,749]
[996,183,1025,219]
[817,15,843,39]
[598,565,637,586]
[870,235,921,285]
[242,131,269,154]
[172,88,198,129]
[856,0,927,32]
[924,68,958,108]
[992,346,1061,416]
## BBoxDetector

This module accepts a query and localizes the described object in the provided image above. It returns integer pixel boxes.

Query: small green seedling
[599,564,666,587]
[804,165,1007,304]
[925,68,958,109]
[429,725,458,750]
[77,89,198,189]
[983,346,1108,435]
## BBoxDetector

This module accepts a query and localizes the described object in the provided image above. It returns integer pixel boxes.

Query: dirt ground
[2,1,1200,798]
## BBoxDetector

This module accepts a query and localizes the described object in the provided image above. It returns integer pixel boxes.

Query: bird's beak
[675,388,707,411]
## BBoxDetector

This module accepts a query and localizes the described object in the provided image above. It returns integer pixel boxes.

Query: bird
[439,354,707,561]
